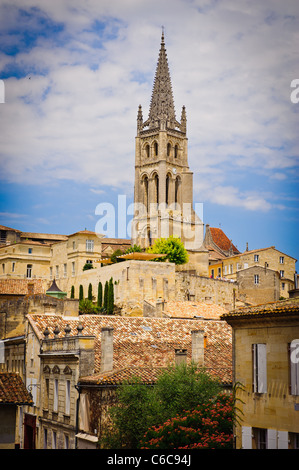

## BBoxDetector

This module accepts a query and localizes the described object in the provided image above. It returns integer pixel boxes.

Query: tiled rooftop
[210,227,239,253]
[28,314,232,385]
[221,298,299,320]
[0,372,33,405]
[164,301,228,319]
[0,279,46,295]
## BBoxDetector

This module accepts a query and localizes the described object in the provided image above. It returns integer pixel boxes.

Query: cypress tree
[79,285,84,301]
[108,277,114,315]
[88,283,93,301]
[104,281,109,312]
[70,285,75,299]
[97,282,103,307]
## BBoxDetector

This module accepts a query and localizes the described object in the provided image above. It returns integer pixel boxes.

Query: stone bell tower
[132,32,203,249]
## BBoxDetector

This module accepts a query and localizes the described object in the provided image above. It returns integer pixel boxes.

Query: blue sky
[0,0,298,267]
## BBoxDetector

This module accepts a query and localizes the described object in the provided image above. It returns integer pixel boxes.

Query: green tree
[100,364,221,449]
[147,236,188,265]
[70,285,75,299]
[125,244,142,254]
[83,262,94,271]
[97,282,103,308]
[79,298,97,314]
[103,281,109,312]
[107,277,114,315]
[88,283,93,301]
[79,285,84,302]
[110,249,124,263]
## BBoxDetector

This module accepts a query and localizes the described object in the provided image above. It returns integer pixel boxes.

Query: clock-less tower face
[132,33,203,249]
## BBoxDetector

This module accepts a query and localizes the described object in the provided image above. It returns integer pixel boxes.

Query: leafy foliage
[147,236,188,265]
[97,282,103,307]
[70,285,75,299]
[83,262,94,271]
[88,283,93,301]
[125,244,142,254]
[79,298,98,314]
[79,284,84,301]
[100,364,222,449]
[140,393,233,449]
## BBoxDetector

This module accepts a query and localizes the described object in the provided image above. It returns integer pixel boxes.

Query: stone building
[132,32,204,251]
[221,298,299,449]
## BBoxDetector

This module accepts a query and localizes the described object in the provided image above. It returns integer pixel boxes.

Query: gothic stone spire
[139,32,185,133]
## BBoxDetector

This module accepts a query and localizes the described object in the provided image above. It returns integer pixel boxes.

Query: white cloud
[0,0,298,215]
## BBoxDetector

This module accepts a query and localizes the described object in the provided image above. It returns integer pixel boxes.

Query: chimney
[101,327,114,373]
[246,242,248,251]
[191,330,205,367]
[175,348,187,366]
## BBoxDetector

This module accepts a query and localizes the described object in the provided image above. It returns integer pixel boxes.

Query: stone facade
[237,265,280,305]
[222,299,299,449]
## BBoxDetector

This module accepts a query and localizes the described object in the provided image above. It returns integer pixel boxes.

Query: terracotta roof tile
[222,298,299,320]
[0,279,46,295]
[210,228,239,253]
[28,314,232,385]
[164,301,228,319]
[0,372,33,405]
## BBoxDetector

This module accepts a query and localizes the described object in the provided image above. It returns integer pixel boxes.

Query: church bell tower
[132,32,203,249]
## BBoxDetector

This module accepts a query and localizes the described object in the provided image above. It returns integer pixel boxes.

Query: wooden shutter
[242,426,252,449]
[253,344,267,393]
[267,429,277,449]
[277,431,288,449]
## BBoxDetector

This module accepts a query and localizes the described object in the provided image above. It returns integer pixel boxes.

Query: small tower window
[167,143,171,156]
[174,145,178,158]
[145,144,150,158]
[154,142,158,157]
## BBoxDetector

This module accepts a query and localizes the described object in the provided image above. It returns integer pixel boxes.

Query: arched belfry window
[154,174,159,204]
[167,143,171,157]
[154,142,158,157]
[175,176,181,208]
[166,174,170,206]
[174,144,178,158]
[143,176,149,211]
[145,144,150,158]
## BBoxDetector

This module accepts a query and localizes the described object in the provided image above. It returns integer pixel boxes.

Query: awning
[116,252,168,261]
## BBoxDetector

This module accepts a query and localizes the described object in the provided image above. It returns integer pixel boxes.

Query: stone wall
[175,272,236,310]
[237,266,280,305]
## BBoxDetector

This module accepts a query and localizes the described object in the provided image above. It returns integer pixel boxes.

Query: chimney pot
[101,327,114,373]
[191,329,204,367]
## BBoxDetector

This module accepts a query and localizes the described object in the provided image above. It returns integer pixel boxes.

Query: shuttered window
[290,340,299,395]
[252,343,267,393]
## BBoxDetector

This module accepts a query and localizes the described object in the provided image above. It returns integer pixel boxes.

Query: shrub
[97,282,103,307]
[147,236,188,265]
[70,286,75,299]
[139,393,233,449]
[79,285,84,301]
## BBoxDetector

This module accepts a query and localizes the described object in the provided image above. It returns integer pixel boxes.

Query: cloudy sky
[0,0,298,265]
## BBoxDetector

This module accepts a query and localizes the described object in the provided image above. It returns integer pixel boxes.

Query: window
[252,343,267,393]
[43,428,48,449]
[12,262,15,273]
[56,265,59,279]
[52,431,57,449]
[174,144,178,158]
[64,434,69,449]
[280,256,284,264]
[145,144,150,158]
[2,263,5,274]
[72,262,75,276]
[218,267,221,277]
[72,241,76,250]
[28,248,32,254]
[54,379,58,412]
[63,264,67,278]
[280,270,284,278]
[211,269,214,278]
[253,428,288,449]
[254,254,259,262]
[154,141,158,156]
[244,263,248,269]
[26,264,32,278]
[290,340,299,395]
[236,263,241,271]
[167,143,171,156]
[86,239,94,252]
[65,380,70,415]
[50,267,53,280]
[254,274,259,285]
[256,428,267,449]
[45,378,49,409]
